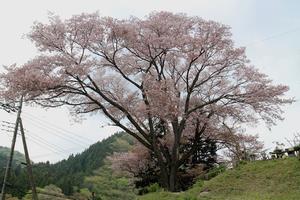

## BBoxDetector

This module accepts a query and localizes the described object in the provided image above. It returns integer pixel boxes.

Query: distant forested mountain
[0,132,135,199]
[0,146,26,167]
[32,132,135,195]
[0,146,27,198]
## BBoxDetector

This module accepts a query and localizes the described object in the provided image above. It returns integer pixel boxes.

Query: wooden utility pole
[19,118,38,200]
[1,97,23,200]
[1,96,38,200]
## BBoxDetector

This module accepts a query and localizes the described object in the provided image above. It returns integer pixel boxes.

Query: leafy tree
[83,160,136,200]
[0,11,293,191]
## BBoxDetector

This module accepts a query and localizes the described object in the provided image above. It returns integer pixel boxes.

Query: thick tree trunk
[158,163,178,192]
[169,164,177,192]
[159,164,170,189]
[153,123,181,192]
[152,138,171,190]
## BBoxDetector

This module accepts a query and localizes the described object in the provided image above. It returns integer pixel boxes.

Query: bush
[205,165,226,180]
[146,183,162,193]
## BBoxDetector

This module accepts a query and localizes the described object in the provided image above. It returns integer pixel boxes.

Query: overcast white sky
[0,0,299,163]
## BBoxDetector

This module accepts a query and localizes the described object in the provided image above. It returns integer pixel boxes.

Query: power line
[1,129,85,163]
[1,121,72,153]
[25,134,66,154]
[1,128,63,156]
[22,112,94,145]
[7,110,95,146]
[2,113,96,161]
[3,112,93,147]
[22,118,88,148]
[1,123,83,159]
[5,116,89,148]
[244,26,300,47]
[25,130,67,153]
[1,118,91,163]
[23,111,94,143]
[23,133,85,160]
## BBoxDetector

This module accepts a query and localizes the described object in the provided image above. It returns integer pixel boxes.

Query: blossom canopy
[0,11,293,191]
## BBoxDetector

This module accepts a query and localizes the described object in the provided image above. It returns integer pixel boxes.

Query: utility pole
[1,97,23,200]
[19,118,38,200]
[1,96,38,200]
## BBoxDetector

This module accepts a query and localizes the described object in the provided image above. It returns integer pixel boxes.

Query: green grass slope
[139,158,300,200]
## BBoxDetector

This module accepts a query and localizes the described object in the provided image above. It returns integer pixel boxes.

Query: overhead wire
[1,112,92,161]
[22,111,94,143]
[0,125,64,155]
[2,119,77,151]
[0,121,85,160]
[1,130,83,161]
[242,26,300,47]
[24,130,87,160]
[2,112,96,161]
[1,121,63,152]
[24,132,66,154]
[14,116,89,148]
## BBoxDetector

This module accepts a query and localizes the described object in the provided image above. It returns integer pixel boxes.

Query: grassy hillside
[139,158,300,200]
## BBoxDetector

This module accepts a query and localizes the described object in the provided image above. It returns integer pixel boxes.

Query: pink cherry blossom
[0,11,293,191]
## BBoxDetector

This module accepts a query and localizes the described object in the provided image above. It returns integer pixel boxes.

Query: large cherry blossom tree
[0,12,293,191]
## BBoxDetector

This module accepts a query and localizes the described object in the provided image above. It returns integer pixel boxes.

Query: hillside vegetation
[31,132,135,195]
[0,146,26,167]
[139,158,300,200]
[3,135,300,200]
[0,132,135,199]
